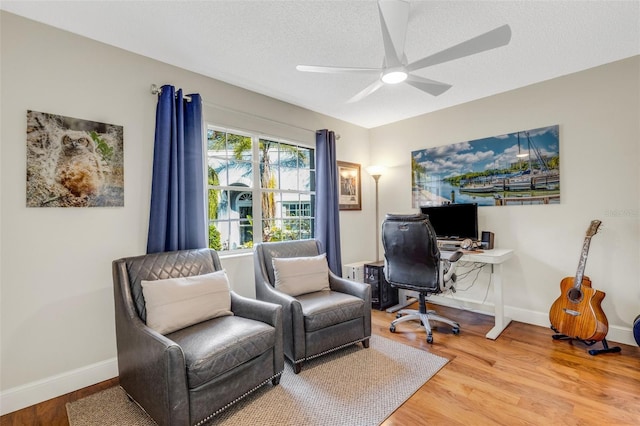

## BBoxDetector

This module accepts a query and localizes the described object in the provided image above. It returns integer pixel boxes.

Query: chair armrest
[255,276,298,307]
[328,271,371,302]
[113,259,190,424]
[448,249,464,263]
[115,312,189,423]
[328,271,372,339]
[231,291,282,328]
[231,291,284,374]
[254,275,305,362]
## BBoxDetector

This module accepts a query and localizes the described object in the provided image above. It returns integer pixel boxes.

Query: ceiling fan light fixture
[381,70,408,84]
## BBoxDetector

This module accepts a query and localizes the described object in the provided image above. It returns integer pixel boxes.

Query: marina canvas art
[412,125,560,207]
[26,110,124,207]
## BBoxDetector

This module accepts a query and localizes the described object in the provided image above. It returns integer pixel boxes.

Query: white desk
[387,248,514,340]
[460,249,514,339]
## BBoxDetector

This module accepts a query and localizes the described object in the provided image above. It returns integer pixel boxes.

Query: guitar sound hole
[567,288,583,303]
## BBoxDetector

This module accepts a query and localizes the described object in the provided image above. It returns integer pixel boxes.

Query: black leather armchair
[382,213,463,343]
[112,249,284,426]
[253,240,371,373]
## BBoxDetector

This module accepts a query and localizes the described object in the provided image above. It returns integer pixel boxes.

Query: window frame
[206,125,315,253]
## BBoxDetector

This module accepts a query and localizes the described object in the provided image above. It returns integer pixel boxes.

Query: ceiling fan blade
[405,74,452,96]
[378,0,410,68]
[406,24,512,72]
[296,65,382,75]
[347,79,385,103]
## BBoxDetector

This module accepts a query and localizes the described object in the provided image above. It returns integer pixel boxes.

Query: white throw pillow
[141,270,233,335]
[272,253,330,297]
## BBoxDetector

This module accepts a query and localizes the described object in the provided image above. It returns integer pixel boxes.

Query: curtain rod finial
[150,84,161,95]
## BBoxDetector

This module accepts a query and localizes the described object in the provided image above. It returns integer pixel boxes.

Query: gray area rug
[67,335,448,425]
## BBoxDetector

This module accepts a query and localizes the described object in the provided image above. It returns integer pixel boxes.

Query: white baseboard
[0,357,118,416]
[429,294,636,346]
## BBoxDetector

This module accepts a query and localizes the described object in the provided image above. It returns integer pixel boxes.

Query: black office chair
[382,213,463,343]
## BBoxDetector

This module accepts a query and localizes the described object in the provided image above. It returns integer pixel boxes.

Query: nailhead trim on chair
[194,370,283,426]
[293,337,369,364]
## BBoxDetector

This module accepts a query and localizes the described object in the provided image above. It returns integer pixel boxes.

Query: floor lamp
[366,165,385,262]
[367,165,415,313]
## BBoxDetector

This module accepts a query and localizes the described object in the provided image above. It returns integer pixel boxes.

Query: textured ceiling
[2,1,639,128]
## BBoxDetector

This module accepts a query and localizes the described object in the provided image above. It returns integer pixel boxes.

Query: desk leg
[485,263,512,340]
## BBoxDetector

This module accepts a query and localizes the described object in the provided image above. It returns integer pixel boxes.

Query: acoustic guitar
[549,220,609,342]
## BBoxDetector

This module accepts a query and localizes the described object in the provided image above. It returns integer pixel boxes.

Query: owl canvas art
[26,110,124,207]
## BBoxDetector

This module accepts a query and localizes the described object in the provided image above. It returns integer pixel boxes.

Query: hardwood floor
[2,304,639,425]
[378,304,640,426]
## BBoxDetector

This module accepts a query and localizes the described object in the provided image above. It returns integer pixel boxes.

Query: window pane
[259,139,279,164]
[226,133,252,161]
[262,219,277,243]
[227,159,253,187]
[208,158,229,186]
[282,219,301,240]
[215,219,242,251]
[280,166,297,190]
[298,169,311,191]
[208,188,222,220]
[208,221,223,251]
[300,218,314,240]
[215,190,230,219]
[209,220,228,251]
[207,129,225,151]
[238,218,253,249]
[262,191,277,223]
[261,164,278,189]
[259,140,279,189]
[299,195,313,217]
[299,147,312,169]
[279,145,299,168]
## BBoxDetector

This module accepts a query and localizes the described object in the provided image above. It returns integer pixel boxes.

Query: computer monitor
[420,203,479,240]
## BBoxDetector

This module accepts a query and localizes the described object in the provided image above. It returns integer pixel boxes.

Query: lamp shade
[366,165,386,177]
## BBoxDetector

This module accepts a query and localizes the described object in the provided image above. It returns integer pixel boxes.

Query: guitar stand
[551,330,622,356]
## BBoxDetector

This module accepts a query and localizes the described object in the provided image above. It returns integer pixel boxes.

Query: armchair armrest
[115,305,189,424]
[231,291,282,328]
[254,272,305,362]
[328,271,371,303]
[328,271,372,339]
[230,291,284,375]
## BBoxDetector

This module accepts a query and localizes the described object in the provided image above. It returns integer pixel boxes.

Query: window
[207,127,315,251]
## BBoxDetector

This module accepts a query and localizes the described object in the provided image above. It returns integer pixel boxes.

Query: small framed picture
[337,161,361,210]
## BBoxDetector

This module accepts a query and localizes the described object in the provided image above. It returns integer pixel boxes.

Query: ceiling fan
[296,0,512,103]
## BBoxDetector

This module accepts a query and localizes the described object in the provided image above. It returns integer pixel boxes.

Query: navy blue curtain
[147,85,206,253]
[315,129,342,275]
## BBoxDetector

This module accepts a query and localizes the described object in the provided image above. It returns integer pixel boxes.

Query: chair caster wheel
[396,313,402,319]
[390,325,396,333]
[452,327,460,335]
[427,334,433,344]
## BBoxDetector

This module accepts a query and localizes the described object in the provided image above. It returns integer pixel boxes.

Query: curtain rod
[150,84,192,102]
[150,84,339,139]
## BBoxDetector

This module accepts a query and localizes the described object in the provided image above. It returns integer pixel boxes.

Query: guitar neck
[574,236,592,287]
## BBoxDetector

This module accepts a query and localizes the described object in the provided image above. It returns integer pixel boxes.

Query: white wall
[369,56,640,345]
[0,12,372,414]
